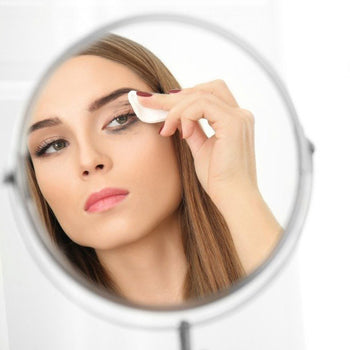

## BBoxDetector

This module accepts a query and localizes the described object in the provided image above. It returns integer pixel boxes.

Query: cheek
[103,128,183,240]
[33,160,87,246]
[123,125,181,193]
[132,131,183,216]
[34,161,76,213]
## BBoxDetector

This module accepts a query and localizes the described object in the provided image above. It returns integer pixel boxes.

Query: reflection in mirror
[24,33,283,307]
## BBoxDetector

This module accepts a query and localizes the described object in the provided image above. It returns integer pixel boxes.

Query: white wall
[276,1,350,349]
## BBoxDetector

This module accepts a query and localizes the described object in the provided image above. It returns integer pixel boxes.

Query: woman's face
[27,55,182,251]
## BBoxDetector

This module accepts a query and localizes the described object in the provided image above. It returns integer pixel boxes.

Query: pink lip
[85,187,129,213]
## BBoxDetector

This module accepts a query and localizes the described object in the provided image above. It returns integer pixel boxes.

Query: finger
[180,118,208,156]
[184,79,239,108]
[136,79,239,111]
[136,91,180,110]
[161,92,232,137]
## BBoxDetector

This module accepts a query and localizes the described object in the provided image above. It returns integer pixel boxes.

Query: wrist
[210,180,261,214]
[210,182,283,274]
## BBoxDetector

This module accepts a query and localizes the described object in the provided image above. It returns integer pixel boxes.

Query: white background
[0,0,349,349]
[277,1,350,349]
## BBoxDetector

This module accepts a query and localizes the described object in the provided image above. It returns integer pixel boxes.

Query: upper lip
[84,187,129,211]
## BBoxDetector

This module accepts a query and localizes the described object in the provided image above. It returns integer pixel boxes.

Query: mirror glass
[18,19,299,309]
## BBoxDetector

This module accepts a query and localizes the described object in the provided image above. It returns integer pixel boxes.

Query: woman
[25,33,283,306]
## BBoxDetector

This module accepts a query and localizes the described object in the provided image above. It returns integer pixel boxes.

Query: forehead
[46,55,144,88]
[30,55,149,123]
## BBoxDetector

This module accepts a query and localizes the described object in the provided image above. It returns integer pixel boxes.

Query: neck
[95,208,188,306]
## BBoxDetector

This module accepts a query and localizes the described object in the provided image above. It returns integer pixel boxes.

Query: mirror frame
[3,13,314,330]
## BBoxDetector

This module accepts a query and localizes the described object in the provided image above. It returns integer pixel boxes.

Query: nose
[78,141,112,178]
[82,162,105,177]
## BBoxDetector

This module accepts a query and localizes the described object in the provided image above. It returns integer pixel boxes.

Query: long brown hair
[26,33,246,303]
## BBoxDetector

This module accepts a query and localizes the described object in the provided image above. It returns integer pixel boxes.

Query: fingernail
[136,91,153,97]
[158,123,164,134]
[169,89,181,93]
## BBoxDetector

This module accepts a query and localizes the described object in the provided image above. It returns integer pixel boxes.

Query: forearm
[213,185,283,275]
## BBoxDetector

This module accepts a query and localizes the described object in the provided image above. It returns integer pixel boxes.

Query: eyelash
[34,111,138,157]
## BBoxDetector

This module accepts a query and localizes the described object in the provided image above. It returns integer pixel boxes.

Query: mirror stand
[179,321,191,350]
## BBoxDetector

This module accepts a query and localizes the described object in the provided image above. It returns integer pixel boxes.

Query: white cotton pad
[128,90,168,123]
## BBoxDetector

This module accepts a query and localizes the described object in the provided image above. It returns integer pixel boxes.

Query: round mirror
[4,13,313,330]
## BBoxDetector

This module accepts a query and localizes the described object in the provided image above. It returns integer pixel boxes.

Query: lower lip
[86,194,128,213]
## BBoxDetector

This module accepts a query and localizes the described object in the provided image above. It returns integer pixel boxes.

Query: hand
[138,80,283,273]
[137,79,258,204]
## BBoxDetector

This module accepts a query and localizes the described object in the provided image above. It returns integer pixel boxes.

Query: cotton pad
[128,90,168,123]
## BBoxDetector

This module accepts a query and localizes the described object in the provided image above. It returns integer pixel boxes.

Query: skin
[27,55,188,305]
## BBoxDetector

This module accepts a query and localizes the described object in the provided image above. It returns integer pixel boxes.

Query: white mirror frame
[3,13,314,331]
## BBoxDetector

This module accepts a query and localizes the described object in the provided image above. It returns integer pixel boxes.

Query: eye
[35,138,68,157]
[105,112,138,132]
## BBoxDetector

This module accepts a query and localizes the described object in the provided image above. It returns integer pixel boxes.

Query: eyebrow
[28,87,134,135]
